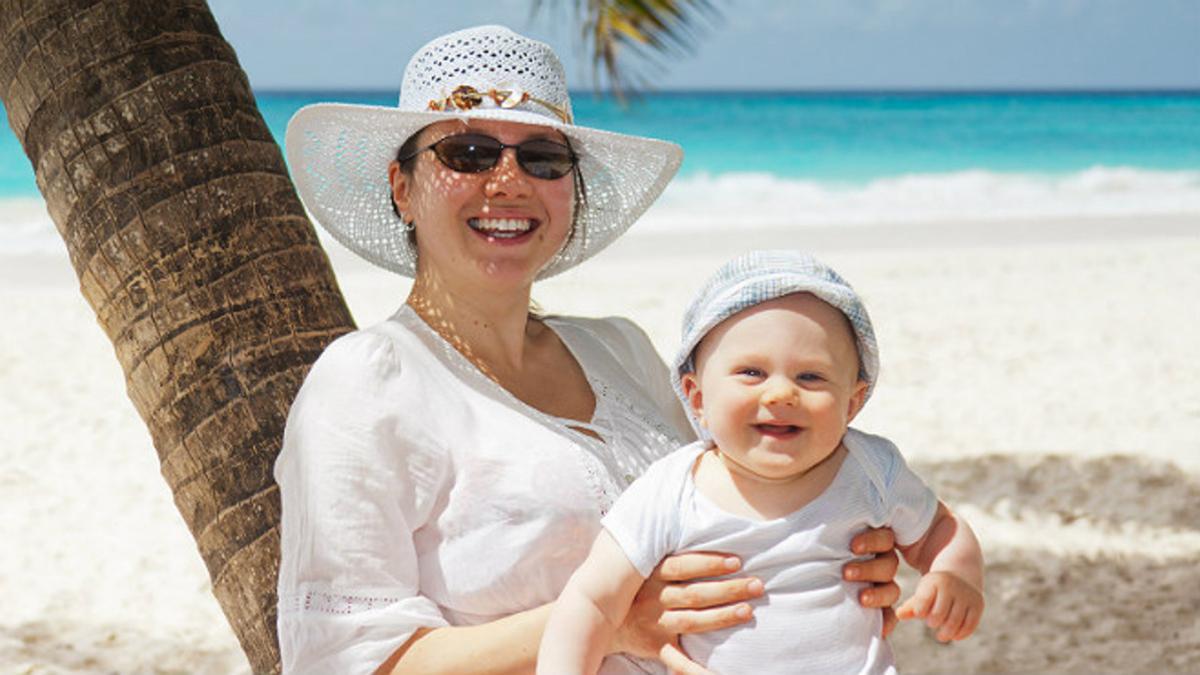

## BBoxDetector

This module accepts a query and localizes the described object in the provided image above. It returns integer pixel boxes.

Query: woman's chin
[469,254,553,287]
[468,240,564,283]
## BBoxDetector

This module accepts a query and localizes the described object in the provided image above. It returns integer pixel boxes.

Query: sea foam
[642,166,1200,231]
[1,167,1197,255]
[0,197,64,256]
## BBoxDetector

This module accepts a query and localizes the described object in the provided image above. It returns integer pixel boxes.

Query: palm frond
[536,0,719,101]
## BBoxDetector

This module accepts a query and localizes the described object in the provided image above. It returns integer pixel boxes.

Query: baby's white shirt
[602,428,938,675]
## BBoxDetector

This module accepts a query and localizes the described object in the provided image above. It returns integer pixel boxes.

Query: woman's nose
[483,148,532,198]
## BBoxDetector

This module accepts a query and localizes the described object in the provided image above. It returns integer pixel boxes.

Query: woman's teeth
[468,218,535,238]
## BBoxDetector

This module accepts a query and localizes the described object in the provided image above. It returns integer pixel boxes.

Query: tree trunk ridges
[100,200,323,377]
[52,88,280,287]
[86,178,308,341]
[213,525,285,670]
[1,1,357,671]
[8,0,233,168]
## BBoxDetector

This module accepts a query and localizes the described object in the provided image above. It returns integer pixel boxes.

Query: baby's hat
[671,249,880,410]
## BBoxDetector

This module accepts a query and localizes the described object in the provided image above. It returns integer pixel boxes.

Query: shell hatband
[427,84,573,124]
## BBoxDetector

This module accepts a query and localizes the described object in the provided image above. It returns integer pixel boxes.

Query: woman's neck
[406,269,538,381]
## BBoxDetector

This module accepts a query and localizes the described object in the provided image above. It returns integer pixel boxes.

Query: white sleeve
[877,439,938,547]
[600,451,689,578]
[274,330,451,675]
[605,316,697,443]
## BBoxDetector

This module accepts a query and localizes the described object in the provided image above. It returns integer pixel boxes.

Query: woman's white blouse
[275,305,694,673]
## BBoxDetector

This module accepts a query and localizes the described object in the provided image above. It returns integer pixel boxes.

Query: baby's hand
[895,571,983,642]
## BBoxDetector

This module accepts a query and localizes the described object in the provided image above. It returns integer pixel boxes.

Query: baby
[538,251,984,674]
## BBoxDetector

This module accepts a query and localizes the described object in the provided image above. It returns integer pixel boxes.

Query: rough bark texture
[0,1,356,671]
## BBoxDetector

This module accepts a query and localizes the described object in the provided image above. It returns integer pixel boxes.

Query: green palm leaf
[536,0,719,99]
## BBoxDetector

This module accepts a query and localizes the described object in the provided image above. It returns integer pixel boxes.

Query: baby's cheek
[809,395,845,418]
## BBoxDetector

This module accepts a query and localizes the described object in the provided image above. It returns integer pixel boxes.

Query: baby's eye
[736,367,765,378]
[796,372,826,383]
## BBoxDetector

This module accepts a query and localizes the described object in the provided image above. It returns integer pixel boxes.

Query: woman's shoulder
[545,314,658,361]
[302,329,395,392]
[282,317,449,468]
[308,313,427,377]
[293,318,437,414]
[543,313,638,334]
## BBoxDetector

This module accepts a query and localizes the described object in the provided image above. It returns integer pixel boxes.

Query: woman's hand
[611,552,762,674]
[844,527,902,637]
[609,527,899,671]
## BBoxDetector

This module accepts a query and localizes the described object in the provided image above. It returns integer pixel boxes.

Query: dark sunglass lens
[434,135,502,173]
[517,140,576,179]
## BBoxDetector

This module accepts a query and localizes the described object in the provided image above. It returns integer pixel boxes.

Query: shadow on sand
[892,453,1200,673]
[0,619,247,674]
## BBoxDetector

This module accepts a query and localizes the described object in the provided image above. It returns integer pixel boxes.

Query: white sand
[2,212,1198,673]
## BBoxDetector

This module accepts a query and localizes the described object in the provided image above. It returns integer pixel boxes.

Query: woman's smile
[466,216,541,241]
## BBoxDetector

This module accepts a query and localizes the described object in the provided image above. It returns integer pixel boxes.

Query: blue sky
[208,0,1200,91]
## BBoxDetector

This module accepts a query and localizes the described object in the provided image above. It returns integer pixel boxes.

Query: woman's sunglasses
[398,133,578,180]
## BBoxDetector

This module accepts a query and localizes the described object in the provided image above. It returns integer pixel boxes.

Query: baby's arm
[537,530,647,674]
[895,501,985,642]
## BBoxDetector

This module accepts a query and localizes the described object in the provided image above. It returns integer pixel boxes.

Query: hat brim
[284,103,682,279]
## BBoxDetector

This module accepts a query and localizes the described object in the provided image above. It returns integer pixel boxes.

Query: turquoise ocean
[3,91,1198,251]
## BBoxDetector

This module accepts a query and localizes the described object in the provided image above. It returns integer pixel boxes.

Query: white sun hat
[284,24,683,279]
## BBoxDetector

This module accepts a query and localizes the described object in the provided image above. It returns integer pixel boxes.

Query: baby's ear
[845,379,869,423]
[680,373,706,428]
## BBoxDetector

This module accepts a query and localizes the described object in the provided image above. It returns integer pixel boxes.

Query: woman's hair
[389,126,588,252]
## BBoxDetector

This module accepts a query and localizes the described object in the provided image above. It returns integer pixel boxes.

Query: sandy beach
[2,210,1197,673]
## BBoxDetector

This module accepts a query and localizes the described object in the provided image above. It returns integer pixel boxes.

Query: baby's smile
[752,423,802,439]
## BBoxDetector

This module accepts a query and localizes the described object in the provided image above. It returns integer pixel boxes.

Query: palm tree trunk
[0,0,355,671]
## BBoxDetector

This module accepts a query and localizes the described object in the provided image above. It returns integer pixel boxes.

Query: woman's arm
[380,550,761,675]
[379,605,553,675]
[277,331,457,673]
[379,527,901,674]
[615,528,900,663]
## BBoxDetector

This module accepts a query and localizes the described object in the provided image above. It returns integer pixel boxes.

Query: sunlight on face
[388,118,576,292]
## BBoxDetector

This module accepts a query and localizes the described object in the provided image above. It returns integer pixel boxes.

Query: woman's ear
[681,372,706,429]
[388,160,412,219]
[845,379,869,423]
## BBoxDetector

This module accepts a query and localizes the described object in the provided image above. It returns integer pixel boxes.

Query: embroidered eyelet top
[275,305,694,674]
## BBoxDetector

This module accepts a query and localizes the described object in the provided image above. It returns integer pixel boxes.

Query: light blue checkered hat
[672,250,880,411]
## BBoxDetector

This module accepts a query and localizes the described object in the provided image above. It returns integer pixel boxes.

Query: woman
[276,25,901,674]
